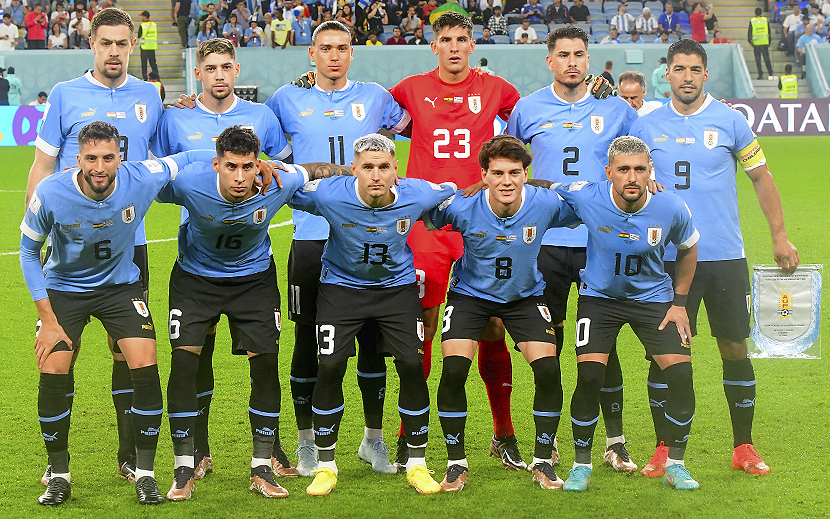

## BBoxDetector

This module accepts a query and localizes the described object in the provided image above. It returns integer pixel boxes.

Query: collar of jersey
[196,94,239,114]
[353,177,398,208]
[669,92,713,117]
[73,167,118,202]
[313,79,353,94]
[549,84,590,104]
[84,70,129,90]
[482,186,526,220]
[609,182,651,214]
[429,66,475,87]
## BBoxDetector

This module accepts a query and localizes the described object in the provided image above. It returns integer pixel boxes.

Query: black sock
[600,346,624,439]
[437,355,471,460]
[647,360,669,446]
[570,361,605,464]
[663,362,695,460]
[111,359,135,463]
[530,356,561,460]
[250,353,280,459]
[554,326,564,357]
[39,373,71,474]
[396,359,430,449]
[723,358,755,447]
[167,349,200,460]
[66,368,75,411]
[130,365,163,472]
[290,323,317,431]
[356,323,386,430]
[312,361,347,450]
[194,333,215,455]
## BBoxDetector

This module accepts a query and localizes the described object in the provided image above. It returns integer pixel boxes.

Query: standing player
[20,121,211,505]
[289,134,455,496]
[267,20,411,476]
[554,136,700,492]
[505,26,639,472]
[630,40,799,477]
[25,8,164,486]
[152,37,293,480]
[428,136,579,491]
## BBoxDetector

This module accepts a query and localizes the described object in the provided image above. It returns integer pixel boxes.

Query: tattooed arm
[300,162,355,180]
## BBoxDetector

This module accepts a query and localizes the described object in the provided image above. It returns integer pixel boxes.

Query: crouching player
[553,136,701,491]
[157,126,353,500]
[288,133,456,496]
[19,121,214,506]
[427,135,580,491]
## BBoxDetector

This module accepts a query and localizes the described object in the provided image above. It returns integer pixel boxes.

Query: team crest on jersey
[704,130,718,149]
[253,206,267,225]
[396,217,411,235]
[468,95,481,114]
[537,304,552,323]
[133,299,149,318]
[590,115,604,134]
[522,225,537,244]
[122,204,135,224]
[134,103,147,123]
[416,318,425,342]
[647,226,663,246]
[352,103,366,121]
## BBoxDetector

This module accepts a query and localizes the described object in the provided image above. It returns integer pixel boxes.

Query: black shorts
[286,239,326,325]
[666,258,750,342]
[315,283,423,365]
[47,282,156,349]
[574,295,690,358]
[133,244,149,296]
[168,260,281,355]
[537,245,587,324]
[441,291,557,345]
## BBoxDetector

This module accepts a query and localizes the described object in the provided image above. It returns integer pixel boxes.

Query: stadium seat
[603,1,620,13]
[644,1,663,12]
[676,12,689,24]
[677,22,692,33]
[586,2,603,13]
[473,24,484,32]
[563,1,575,8]
[383,25,398,34]
[423,25,433,36]
[574,22,592,33]
[618,33,631,42]
[668,33,679,42]
[531,23,547,32]
[593,30,609,39]
[472,30,483,39]
[492,34,510,43]
[592,23,609,32]
[508,23,521,34]
[549,23,568,31]
[591,13,607,23]
[627,6,643,16]
[540,0,554,6]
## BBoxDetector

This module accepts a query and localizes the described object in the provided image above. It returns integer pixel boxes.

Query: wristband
[673,293,688,307]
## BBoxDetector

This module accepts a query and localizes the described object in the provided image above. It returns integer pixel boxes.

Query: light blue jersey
[555,180,699,303]
[629,94,762,262]
[266,80,410,241]
[35,72,164,246]
[156,162,308,277]
[20,152,210,300]
[427,186,579,303]
[506,87,637,247]
[289,176,455,288]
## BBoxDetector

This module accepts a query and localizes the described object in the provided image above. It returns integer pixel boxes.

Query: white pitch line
[0,219,293,257]
[0,190,25,193]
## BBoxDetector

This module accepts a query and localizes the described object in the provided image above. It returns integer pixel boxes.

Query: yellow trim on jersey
[737,139,765,170]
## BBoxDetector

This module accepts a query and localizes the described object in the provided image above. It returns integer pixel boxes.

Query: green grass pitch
[0,137,828,518]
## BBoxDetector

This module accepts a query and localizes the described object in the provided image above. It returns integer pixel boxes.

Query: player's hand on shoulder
[172,93,197,109]
[585,74,617,100]
[773,237,799,273]
[34,320,73,370]
[462,179,486,197]
[292,71,316,89]
[646,178,665,194]
[473,65,493,75]
[258,160,284,194]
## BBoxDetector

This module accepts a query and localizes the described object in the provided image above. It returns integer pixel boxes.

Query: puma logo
[424,96,437,107]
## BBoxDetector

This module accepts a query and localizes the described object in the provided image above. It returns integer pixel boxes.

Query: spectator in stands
[545,0,568,25]
[657,2,680,34]
[569,0,590,23]
[262,13,272,44]
[618,70,663,115]
[796,22,823,75]
[401,5,422,33]
[711,30,732,42]
[651,56,670,97]
[488,5,508,34]
[481,0,497,24]
[689,2,714,42]
[245,19,265,45]
[291,8,312,45]
[386,26,407,44]
[653,28,671,42]
[0,14,19,51]
[503,0,525,20]
[476,26,496,43]
[704,5,719,38]
[779,0,797,21]
[232,0,252,33]
[423,0,439,20]
[199,3,222,35]
[611,4,635,34]
[25,5,49,49]
[8,0,26,34]
[366,0,388,35]
[173,0,192,47]
[224,13,243,45]
[600,25,621,43]
[51,2,71,31]
[674,0,692,15]
[636,6,659,35]
[148,70,165,102]
[271,7,291,47]
[197,17,218,43]
[312,9,332,30]
[521,0,544,23]
[601,60,615,84]
[408,26,429,43]
[629,28,645,42]
[30,91,48,106]
[87,0,102,20]
[48,22,67,49]
[808,4,826,33]
[365,31,383,44]
[514,18,538,42]
[748,7,774,79]
[781,4,801,55]
[335,4,355,30]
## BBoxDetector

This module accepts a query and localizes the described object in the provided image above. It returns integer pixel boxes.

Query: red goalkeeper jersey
[390,67,520,188]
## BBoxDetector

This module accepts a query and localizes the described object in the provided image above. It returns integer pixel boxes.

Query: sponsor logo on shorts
[378,387,385,400]
[293,396,310,405]
[172,428,190,438]
[142,324,154,331]
[545,328,556,336]
[445,433,461,445]
[611,403,621,412]
[133,299,150,318]
[141,426,160,436]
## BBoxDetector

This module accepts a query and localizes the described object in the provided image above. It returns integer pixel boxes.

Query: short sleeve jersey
[289,176,456,288]
[390,68,520,188]
[506,86,637,247]
[20,156,183,292]
[266,80,410,241]
[35,71,164,246]
[555,180,699,302]
[156,163,308,277]
[629,94,763,262]
[427,186,579,303]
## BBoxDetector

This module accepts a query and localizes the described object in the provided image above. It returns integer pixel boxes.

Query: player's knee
[530,356,560,391]
[316,361,348,385]
[576,361,607,391]
[716,338,748,360]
